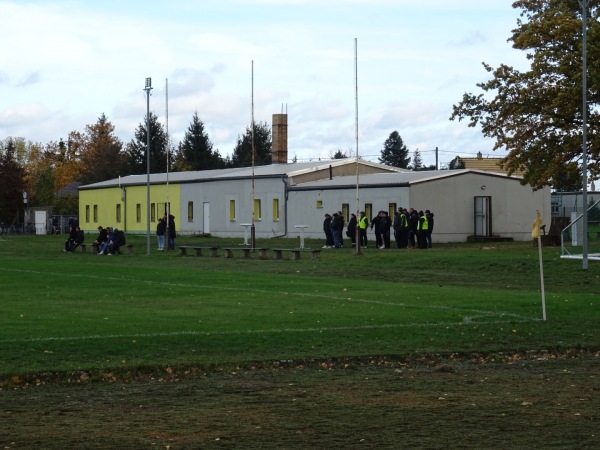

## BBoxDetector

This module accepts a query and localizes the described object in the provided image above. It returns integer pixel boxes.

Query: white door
[203,202,210,234]
[34,211,47,235]
[474,196,491,237]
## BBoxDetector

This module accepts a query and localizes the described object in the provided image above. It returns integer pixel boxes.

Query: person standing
[331,212,343,248]
[156,218,165,251]
[371,211,383,249]
[381,211,392,249]
[417,210,429,249]
[166,213,176,250]
[322,214,333,248]
[358,211,368,248]
[425,210,434,249]
[346,213,357,247]
[408,208,419,249]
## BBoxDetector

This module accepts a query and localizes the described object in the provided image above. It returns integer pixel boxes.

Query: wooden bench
[222,247,270,259]
[223,247,253,259]
[79,244,87,253]
[126,244,134,255]
[272,248,322,260]
[179,246,218,257]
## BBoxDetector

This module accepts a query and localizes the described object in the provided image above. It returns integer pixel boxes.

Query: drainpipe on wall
[272,175,289,238]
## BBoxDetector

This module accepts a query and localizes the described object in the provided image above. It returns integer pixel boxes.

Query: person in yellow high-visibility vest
[358,211,369,248]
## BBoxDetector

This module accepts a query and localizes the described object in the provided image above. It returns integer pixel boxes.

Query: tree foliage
[450,0,600,191]
[410,149,423,171]
[125,112,170,175]
[449,156,466,170]
[228,122,272,168]
[379,131,411,168]
[0,139,26,224]
[78,114,124,184]
[173,112,224,171]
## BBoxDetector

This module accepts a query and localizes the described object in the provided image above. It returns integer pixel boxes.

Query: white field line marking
[0,267,534,344]
[0,318,536,344]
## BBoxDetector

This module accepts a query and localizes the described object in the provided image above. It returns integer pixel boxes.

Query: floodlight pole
[144,77,153,257]
[581,0,589,270]
[354,38,362,255]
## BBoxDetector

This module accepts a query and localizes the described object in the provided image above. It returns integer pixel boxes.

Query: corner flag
[532,210,543,239]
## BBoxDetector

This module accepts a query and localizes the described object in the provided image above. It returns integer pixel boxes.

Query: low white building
[79,159,550,243]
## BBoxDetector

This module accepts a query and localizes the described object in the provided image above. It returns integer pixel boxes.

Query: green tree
[0,139,26,225]
[410,149,423,171]
[125,112,170,175]
[173,112,224,171]
[228,121,272,168]
[331,149,349,159]
[450,0,600,191]
[79,114,124,184]
[378,131,411,168]
[449,156,466,169]
[33,166,56,206]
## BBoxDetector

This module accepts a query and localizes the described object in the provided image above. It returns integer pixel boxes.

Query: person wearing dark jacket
[93,226,108,252]
[425,210,434,249]
[322,214,334,248]
[109,229,126,255]
[156,218,166,251]
[330,212,343,248]
[346,213,357,247]
[380,211,392,249]
[408,208,419,249]
[64,226,84,252]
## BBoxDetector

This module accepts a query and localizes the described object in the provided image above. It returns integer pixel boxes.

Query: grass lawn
[1,234,599,449]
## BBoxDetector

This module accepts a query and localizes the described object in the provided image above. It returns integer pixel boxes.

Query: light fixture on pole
[144,77,153,256]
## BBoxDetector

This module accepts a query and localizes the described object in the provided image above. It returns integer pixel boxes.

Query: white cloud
[0,0,523,165]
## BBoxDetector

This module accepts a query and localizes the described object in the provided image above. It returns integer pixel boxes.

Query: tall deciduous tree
[125,112,170,175]
[228,122,272,168]
[379,131,411,168]
[173,112,224,171]
[0,139,26,224]
[450,0,600,190]
[79,114,124,184]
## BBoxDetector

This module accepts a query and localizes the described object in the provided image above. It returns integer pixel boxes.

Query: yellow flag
[532,210,543,239]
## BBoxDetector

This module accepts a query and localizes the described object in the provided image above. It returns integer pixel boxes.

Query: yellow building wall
[79,184,181,234]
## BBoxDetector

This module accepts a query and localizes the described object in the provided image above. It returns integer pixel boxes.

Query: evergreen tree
[378,131,411,168]
[175,112,224,171]
[410,149,423,171]
[124,112,170,175]
[228,122,272,168]
[0,139,26,225]
[79,114,124,184]
[449,156,465,169]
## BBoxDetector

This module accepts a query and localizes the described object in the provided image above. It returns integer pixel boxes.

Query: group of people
[322,208,434,250]
[93,226,126,255]
[156,213,176,250]
[323,211,359,248]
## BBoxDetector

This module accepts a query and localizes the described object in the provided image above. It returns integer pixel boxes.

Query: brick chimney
[272,114,288,164]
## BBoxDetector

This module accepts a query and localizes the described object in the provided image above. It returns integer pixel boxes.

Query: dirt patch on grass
[1,351,599,449]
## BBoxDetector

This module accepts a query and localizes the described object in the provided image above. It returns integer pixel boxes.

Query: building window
[253,199,262,221]
[93,205,98,223]
[316,200,323,208]
[365,203,373,221]
[389,203,397,216]
[188,201,193,222]
[229,200,236,222]
[85,205,90,223]
[151,203,156,222]
[116,204,121,223]
[341,203,349,221]
[273,198,280,221]
[136,204,141,223]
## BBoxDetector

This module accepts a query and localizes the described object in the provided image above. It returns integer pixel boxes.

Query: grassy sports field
[1,233,599,449]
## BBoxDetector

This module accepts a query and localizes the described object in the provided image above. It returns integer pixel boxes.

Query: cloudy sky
[0,0,529,167]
